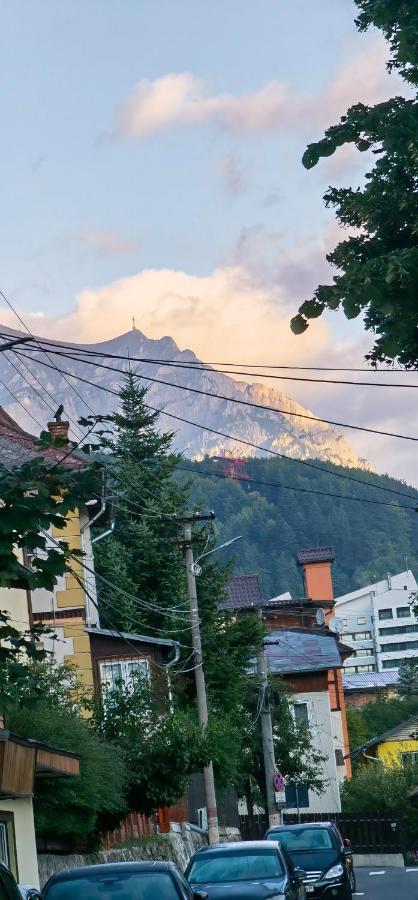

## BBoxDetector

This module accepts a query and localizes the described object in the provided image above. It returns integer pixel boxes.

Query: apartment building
[334,570,418,674]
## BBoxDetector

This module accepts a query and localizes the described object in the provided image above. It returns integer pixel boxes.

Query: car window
[268,828,333,851]
[43,871,180,900]
[189,851,283,884]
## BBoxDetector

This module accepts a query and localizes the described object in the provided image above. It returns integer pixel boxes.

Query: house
[343,670,399,709]
[224,548,352,815]
[0,722,79,888]
[0,408,180,697]
[350,715,418,767]
[333,570,418,674]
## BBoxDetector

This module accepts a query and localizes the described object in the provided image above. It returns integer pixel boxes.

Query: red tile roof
[0,407,85,469]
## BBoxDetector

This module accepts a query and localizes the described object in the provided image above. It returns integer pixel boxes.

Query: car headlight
[324,863,344,880]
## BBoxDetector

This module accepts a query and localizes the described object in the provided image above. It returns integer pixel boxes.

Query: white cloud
[115,39,403,139]
[76,229,139,258]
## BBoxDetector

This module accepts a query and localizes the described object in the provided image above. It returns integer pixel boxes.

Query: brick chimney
[47,420,70,442]
[297,547,335,602]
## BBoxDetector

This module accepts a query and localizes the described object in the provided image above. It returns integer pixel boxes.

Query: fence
[101,812,156,849]
[283,812,403,854]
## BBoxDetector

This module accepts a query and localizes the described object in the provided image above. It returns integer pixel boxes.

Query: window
[342,619,348,626]
[344,667,356,674]
[189,852,284,884]
[379,609,393,620]
[342,632,372,642]
[382,659,405,669]
[379,624,418,637]
[380,640,418,653]
[353,648,373,658]
[43,872,180,899]
[356,664,376,673]
[357,617,367,625]
[0,824,9,869]
[397,607,411,619]
[335,749,345,766]
[100,658,149,692]
[402,752,418,767]
[293,703,309,727]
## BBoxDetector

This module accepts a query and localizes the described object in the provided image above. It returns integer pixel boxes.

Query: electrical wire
[20,344,418,443]
[14,348,418,502]
[5,332,415,374]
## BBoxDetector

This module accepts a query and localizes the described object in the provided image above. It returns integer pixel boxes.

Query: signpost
[273,772,286,811]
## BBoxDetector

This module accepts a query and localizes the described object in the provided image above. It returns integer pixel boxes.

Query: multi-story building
[334,570,418,674]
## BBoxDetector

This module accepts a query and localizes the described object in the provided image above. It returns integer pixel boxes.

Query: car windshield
[268,828,333,851]
[189,851,284,884]
[43,871,179,900]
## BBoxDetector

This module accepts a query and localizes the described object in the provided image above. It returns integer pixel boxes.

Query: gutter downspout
[164,641,181,670]
[362,750,384,764]
[92,520,115,544]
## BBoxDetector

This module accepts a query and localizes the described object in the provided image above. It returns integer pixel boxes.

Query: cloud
[114,39,402,139]
[218,155,249,196]
[76,229,139,258]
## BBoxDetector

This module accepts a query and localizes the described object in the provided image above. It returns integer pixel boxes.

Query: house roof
[0,406,84,470]
[86,625,178,650]
[350,714,418,758]
[221,574,264,610]
[343,671,399,692]
[297,547,336,565]
[263,628,343,675]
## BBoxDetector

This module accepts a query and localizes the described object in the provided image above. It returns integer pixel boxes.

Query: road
[354,866,418,898]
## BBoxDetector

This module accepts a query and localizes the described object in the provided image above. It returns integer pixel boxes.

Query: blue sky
[1,1,416,482]
[2,0,373,311]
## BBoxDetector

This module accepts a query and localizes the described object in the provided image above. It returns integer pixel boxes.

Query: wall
[0,798,39,889]
[378,739,418,766]
[37,824,208,887]
[288,690,341,814]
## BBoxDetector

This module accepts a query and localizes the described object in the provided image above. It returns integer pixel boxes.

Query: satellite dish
[329,617,343,634]
[315,607,326,626]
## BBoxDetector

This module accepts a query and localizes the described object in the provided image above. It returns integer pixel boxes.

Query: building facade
[334,570,418,674]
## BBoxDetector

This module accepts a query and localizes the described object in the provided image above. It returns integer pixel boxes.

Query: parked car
[185,840,306,899]
[42,861,208,900]
[265,822,355,899]
[0,863,40,900]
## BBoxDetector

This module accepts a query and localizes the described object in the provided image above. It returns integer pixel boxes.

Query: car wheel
[349,869,356,893]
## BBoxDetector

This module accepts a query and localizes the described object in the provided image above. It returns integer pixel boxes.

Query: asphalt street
[354,867,418,898]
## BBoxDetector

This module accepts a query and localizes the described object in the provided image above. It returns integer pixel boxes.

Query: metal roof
[263,628,343,675]
[343,671,399,691]
[86,625,177,649]
[221,574,264,610]
[297,547,336,565]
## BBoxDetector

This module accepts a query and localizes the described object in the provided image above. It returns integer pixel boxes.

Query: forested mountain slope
[182,457,418,598]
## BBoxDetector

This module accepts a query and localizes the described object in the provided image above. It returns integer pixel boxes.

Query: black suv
[264,822,355,899]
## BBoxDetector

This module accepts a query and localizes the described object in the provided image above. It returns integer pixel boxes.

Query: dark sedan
[265,823,354,899]
[42,861,208,900]
[185,840,306,899]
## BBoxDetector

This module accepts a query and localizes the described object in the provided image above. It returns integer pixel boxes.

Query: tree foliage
[291,0,418,367]
[183,456,418,598]
[347,694,418,756]
[94,671,209,816]
[8,662,126,846]
[398,659,418,697]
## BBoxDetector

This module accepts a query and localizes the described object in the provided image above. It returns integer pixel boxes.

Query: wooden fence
[101,812,156,849]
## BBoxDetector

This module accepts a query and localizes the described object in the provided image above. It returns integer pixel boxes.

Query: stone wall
[37,824,207,888]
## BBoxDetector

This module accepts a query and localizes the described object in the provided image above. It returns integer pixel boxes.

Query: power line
[14,348,418,502]
[18,345,418,443]
[3,332,414,373]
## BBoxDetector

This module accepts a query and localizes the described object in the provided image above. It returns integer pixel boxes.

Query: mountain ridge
[0,325,367,469]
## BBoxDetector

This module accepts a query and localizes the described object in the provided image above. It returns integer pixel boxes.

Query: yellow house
[0,407,107,691]
[351,715,418,768]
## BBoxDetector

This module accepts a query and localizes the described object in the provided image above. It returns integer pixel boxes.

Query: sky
[1,1,416,483]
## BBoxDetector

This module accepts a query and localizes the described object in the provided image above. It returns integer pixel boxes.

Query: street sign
[273,772,285,791]
[275,790,286,806]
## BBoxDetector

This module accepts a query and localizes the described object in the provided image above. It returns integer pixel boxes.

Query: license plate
[305,887,315,893]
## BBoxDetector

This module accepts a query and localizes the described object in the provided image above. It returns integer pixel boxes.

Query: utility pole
[257,614,280,828]
[180,513,220,846]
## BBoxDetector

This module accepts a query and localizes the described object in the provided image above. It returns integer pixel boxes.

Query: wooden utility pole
[180,513,220,845]
[257,612,280,828]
